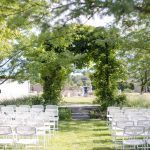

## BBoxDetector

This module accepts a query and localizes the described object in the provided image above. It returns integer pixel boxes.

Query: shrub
[59,108,72,121]
[114,94,127,106]
[89,109,101,119]
[0,96,45,106]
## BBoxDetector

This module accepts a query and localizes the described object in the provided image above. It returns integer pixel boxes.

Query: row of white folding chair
[111,120,150,150]
[0,112,56,134]
[0,105,43,112]
[122,126,150,150]
[0,104,58,112]
[107,106,150,115]
[111,120,134,149]
[111,116,150,127]
[0,125,40,150]
[109,111,150,124]
[0,117,52,149]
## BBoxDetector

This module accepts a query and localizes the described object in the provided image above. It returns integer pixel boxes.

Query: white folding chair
[19,105,30,111]
[1,106,14,115]
[16,105,30,113]
[45,106,59,130]
[15,125,39,150]
[38,112,55,139]
[122,126,145,150]
[27,118,46,149]
[0,126,15,150]
[30,108,43,115]
[32,105,44,112]
[46,105,58,110]
[111,121,134,150]
[7,105,16,112]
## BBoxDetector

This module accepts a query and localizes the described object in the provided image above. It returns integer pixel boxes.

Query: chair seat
[0,139,14,144]
[123,139,145,145]
[16,139,38,145]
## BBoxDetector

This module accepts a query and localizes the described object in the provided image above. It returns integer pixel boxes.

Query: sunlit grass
[61,96,95,104]
[47,120,114,150]
[125,93,150,101]
[124,93,150,107]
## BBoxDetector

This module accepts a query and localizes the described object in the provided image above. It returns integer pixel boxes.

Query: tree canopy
[0,0,149,108]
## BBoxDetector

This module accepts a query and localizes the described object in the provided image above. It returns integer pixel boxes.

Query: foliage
[39,26,85,104]
[0,0,51,85]
[0,96,44,106]
[59,108,72,121]
[1,24,84,104]
[51,0,150,25]
[90,28,126,111]
[115,94,127,106]
[89,108,101,119]
[118,82,134,91]
[122,28,150,94]
[64,73,91,89]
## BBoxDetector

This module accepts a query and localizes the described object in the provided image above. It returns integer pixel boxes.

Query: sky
[79,15,114,27]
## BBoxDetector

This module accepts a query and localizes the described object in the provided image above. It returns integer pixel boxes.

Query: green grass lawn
[61,96,95,104]
[0,120,113,150]
[47,120,114,150]
[62,93,150,107]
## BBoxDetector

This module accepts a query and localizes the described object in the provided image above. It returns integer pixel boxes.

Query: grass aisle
[49,120,114,150]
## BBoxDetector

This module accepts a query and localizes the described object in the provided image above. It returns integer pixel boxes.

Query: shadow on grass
[59,120,114,150]
[94,133,111,136]
[93,139,112,143]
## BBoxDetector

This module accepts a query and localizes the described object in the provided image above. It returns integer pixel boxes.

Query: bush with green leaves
[0,96,45,106]
[59,108,72,121]
[89,109,101,119]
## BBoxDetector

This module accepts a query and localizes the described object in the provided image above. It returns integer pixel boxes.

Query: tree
[66,25,126,110]
[0,0,128,107]
[0,0,51,84]
[122,28,150,94]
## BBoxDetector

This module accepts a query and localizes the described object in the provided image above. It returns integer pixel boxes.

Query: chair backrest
[16,105,30,112]
[30,107,43,113]
[7,105,16,111]
[1,106,14,114]
[116,121,134,129]
[16,126,36,136]
[129,116,147,125]
[124,126,145,136]
[46,105,58,110]
[0,105,4,111]
[45,109,58,116]
[0,126,12,135]
[32,105,44,109]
